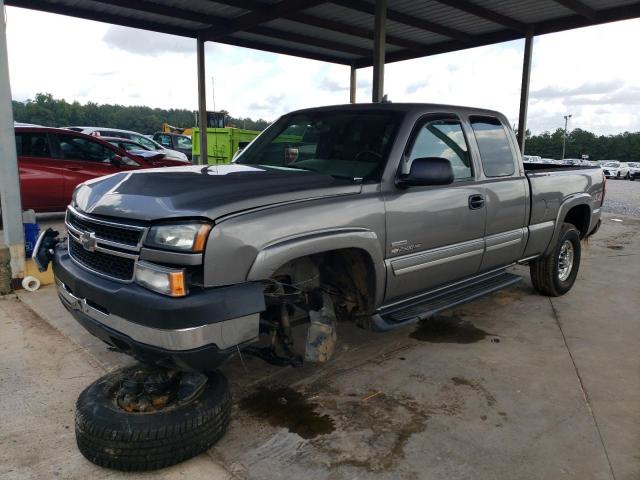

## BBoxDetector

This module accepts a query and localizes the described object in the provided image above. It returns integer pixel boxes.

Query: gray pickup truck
[37,103,606,470]
[45,103,606,371]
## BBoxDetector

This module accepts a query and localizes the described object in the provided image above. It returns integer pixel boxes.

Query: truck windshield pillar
[0,1,25,284]
[517,26,534,154]
[197,34,208,166]
[372,0,386,103]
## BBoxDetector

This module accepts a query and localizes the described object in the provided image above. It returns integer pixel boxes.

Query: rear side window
[406,118,472,180]
[470,117,515,177]
[56,134,116,162]
[15,132,51,158]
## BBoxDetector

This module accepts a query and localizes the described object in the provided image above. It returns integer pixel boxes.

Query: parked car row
[64,126,190,163]
[523,156,639,180]
[15,126,185,212]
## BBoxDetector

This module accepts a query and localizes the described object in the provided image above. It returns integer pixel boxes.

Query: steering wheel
[353,150,383,162]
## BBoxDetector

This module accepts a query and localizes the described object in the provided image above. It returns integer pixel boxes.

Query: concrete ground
[1,210,638,480]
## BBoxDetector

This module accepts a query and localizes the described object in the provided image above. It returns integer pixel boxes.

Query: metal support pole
[0,1,25,281]
[349,65,357,104]
[517,26,534,154]
[561,114,572,160]
[372,0,386,103]
[197,34,208,165]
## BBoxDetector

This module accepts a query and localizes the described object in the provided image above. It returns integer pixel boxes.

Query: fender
[247,228,386,308]
[543,193,592,256]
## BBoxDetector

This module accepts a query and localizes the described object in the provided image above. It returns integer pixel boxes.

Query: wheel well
[564,204,590,238]
[273,248,377,318]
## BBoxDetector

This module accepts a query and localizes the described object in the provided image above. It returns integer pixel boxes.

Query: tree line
[12,93,270,134]
[525,128,640,161]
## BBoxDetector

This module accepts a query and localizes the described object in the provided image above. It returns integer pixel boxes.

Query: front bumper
[53,243,265,370]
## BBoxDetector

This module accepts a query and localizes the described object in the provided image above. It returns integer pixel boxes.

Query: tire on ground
[75,367,231,471]
[529,222,581,297]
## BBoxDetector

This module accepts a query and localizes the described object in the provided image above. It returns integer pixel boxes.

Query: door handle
[468,194,484,210]
[66,166,82,171]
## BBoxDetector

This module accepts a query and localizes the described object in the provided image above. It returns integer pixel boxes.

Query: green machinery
[192,111,260,164]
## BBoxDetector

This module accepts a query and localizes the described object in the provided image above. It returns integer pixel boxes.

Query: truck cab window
[470,116,515,177]
[406,119,472,180]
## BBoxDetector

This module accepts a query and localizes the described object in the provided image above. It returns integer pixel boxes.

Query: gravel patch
[602,178,640,217]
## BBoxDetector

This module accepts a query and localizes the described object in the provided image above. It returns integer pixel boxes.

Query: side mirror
[397,157,454,188]
[111,154,123,166]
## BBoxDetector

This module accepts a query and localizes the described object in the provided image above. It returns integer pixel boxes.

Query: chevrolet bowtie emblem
[79,231,97,252]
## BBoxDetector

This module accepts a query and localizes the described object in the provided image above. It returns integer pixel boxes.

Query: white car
[64,126,189,162]
[628,162,640,178]
[601,161,630,179]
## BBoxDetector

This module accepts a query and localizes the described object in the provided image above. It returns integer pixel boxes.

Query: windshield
[603,161,620,167]
[236,110,404,180]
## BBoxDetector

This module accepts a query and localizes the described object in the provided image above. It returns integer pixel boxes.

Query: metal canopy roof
[7,0,640,67]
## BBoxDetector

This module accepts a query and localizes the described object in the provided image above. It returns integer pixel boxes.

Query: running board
[371,271,522,331]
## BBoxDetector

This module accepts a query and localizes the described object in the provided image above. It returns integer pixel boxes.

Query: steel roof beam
[210,1,435,53]
[89,0,225,27]
[245,25,370,56]
[6,0,352,64]
[353,1,640,67]
[291,12,430,53]
[6,0,198,37]
[82,0,364,58]
[431,0,527,33]
[331,0,474,43]
[553,0,597,20]
[204,0,328,39]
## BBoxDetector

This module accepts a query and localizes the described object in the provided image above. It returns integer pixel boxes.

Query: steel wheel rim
[558,240,574,282]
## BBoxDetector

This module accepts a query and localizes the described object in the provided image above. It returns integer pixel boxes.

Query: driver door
[384,115,486,301]
[51,133,123,201]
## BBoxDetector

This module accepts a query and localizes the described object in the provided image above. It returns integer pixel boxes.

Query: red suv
[15,127,186,212]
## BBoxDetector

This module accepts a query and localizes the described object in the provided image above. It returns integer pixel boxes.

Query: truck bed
[525,165,604,229]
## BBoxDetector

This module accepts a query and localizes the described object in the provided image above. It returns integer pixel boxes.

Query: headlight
[145,223,212,252]
[135,261,187,297]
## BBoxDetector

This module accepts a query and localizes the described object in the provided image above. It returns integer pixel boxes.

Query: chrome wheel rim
[558,240,574,282]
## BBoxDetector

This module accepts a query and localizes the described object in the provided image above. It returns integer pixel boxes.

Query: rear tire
[530,223,581,297]
[75,367,231,471]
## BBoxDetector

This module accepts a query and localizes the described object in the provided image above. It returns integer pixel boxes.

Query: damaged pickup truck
[36,104,605,471]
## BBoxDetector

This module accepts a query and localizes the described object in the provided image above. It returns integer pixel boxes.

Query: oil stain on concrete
[410,314,495,344]
[239,387,335,439]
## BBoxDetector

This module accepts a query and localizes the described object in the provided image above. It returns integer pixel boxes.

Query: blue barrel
[24,223,41,257]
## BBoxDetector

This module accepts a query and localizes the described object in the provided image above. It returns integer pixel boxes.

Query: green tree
[13,93,270,134]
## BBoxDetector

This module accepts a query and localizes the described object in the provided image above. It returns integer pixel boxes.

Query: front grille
[67,211,142,247]
[69,237,135,281]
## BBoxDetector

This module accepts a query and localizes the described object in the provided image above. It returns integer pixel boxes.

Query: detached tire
[75,367,231,471]
[530,223,581,297]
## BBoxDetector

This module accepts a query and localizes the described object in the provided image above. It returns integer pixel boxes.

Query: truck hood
[73,164,362,222]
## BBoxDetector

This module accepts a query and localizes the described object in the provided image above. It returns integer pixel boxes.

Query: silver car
[64,126,189,162]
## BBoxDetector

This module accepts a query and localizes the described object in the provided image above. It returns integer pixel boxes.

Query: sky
[5,5,640,135]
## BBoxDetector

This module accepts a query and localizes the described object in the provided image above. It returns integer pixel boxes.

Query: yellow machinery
[161,123,193,136]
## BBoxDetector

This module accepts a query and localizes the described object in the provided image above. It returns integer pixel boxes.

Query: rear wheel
[75,366,231,471]
[530,223,581,297]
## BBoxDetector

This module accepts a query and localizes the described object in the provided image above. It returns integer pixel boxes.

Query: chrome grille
[65,206,146,282]
[66,207,144,249]
[69,237,135,281]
